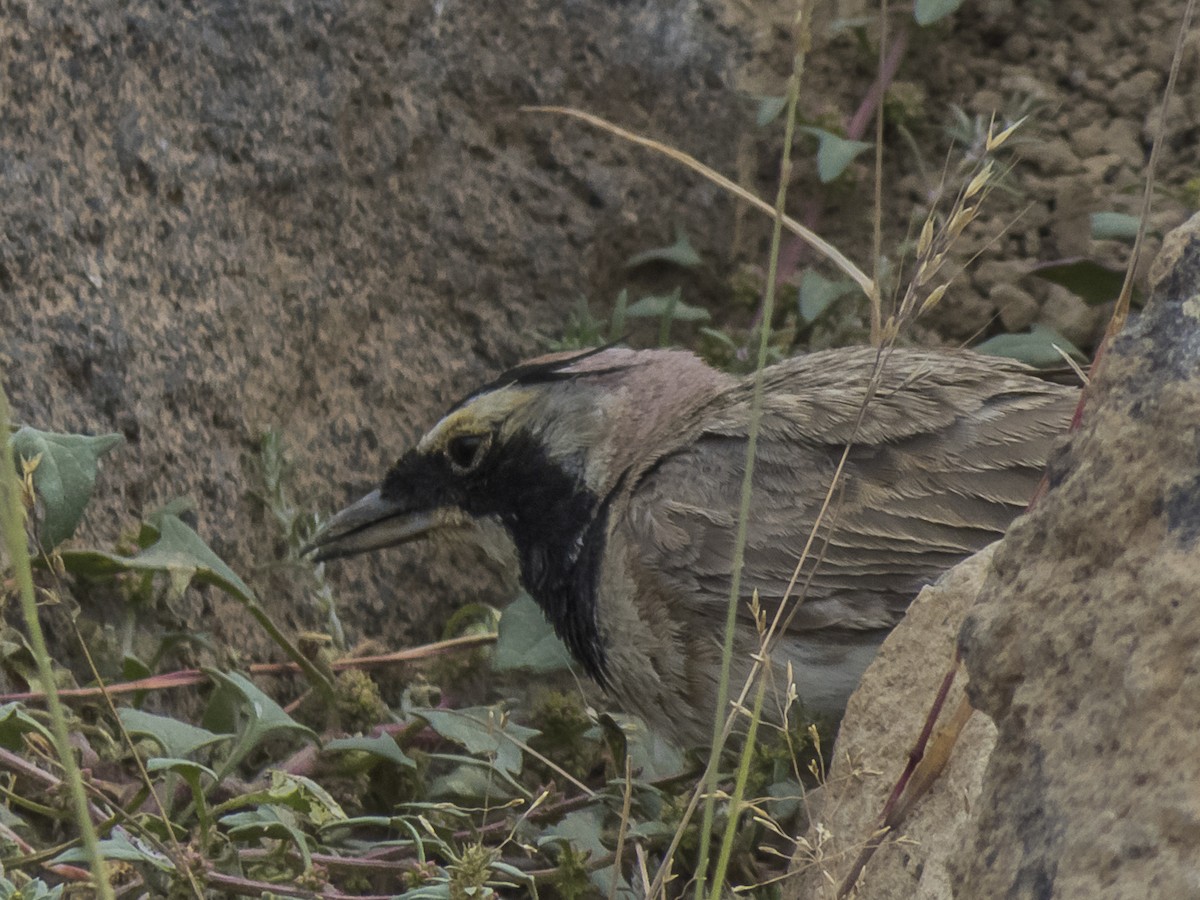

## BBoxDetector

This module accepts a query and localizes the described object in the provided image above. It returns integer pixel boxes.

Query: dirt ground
[1,0,1196,684]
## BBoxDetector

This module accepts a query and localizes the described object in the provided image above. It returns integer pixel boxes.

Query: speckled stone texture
[786,547,998,900]
[0,1,750,670]
[954,211,1200,898]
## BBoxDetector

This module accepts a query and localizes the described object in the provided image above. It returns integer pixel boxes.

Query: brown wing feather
[619,347,1077,635]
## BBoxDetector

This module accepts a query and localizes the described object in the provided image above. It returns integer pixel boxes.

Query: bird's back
[603,347,1077,744]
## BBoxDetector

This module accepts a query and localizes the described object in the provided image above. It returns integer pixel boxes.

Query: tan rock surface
[786,547,997,900]
[952,213,1200,897]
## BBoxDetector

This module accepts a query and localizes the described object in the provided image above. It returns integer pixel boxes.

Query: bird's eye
[446,434,486,472]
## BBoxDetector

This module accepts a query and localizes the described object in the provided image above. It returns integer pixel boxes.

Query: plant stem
[0,383,116,900]
[693,6,812,896]
[711,674,767,892]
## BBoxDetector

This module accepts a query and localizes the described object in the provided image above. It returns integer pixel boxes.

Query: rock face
[786,547,998,900]
[954,213,1200,897]
[789,214,1200,900]
[0,1,750,667]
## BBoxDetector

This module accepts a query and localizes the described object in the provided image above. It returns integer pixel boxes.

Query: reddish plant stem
[0,633,496,704]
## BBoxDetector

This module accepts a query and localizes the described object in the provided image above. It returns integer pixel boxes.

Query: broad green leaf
[119,708,229,759]
[798,127,873,182]
[128,514,255,602]
[415,706,539,775]
[597,713,687,781]
[0,702,54,749]
[59,512,256,605]
[537,808,607,857]
[145,757,219,783]
[627,819,675,840]
[222,805,313,870]
[122,654,152,683]
[623,292,710,322]
[539,809,634,896]
[265,770,348,827]
[915,0,966,25]
[427,762,519,802]
[55,827,174,872]
[145,758,214,825]
[798,270,858,323]
[9,427,123,548]
[1090,211,1141,242]
[0,631,74,696]
[756,95,788,127]
[202,669,317,753]
[325,733,417,769]
[625,229,702,269]
[143,497,197,535]
[975,325,1086,368]
[766,778,804,822]
[1029,257,1133,307]
[492,592,574,675]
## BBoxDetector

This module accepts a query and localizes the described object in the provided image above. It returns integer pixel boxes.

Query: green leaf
[145,757,219,783]
[627,819,675,841]
[596,713,687,781]
[623,292,710,322]
[0,877,62,900]
[55,827,174,872]
[266,770,348,827]
[324,733,416,769]
[414,706,539,775]
[798,127,873,182]
[492,593,574,675]
[537,808,607,857]
[396,887,453,900]
[975,325,1086,368]
[756,95,789,127]
[59,512,256,605]
[798,270,859,323]
[1090,211,1141,242]
[1028,257,1133,307]
[9,427,123,549]
[539,809,633,897]
[221,805,314,870]
[426,761,519,802]
[625,228,702,269]
[914,0,966,25]
[766,778,804,822]
[0,702,54,749]
[119,708,229,759]
[698,327,738,350]
[122,654,152,683]
[202,669,317,756]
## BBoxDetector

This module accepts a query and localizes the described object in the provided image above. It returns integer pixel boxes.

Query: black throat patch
[382,430,612,685]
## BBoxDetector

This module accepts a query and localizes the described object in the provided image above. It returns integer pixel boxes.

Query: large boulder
[954,213,1200,897]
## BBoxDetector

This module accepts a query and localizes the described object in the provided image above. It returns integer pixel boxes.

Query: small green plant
[3,419,816,897]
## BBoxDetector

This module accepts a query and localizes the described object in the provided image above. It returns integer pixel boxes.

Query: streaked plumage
[307,346,1077,745]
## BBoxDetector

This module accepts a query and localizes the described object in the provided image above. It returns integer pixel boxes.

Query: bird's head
[305,345,729,567]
